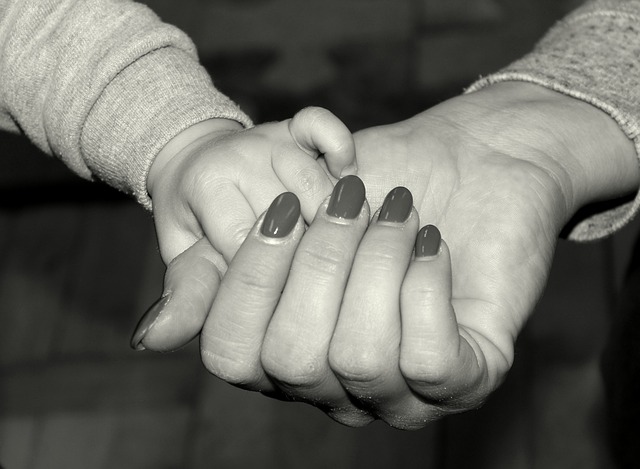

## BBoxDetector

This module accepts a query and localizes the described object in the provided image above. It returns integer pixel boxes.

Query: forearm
[467,0,640,240]
[81,45,251,208]
[461,82,639,221]
[0,0,252,207]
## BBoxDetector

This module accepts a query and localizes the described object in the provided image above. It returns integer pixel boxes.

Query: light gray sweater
[0,0,252,208]
[468,0,640,240]
[1,0,639,240]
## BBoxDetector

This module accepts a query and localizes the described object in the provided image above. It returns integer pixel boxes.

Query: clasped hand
[136,83,621,428]
[151,175,485,429]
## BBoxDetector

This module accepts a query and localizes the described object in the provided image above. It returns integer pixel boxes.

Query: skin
[147,106,356,265]
[140,82,639,428]
[138,106,356,349]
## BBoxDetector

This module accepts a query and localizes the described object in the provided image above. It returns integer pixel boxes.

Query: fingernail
[339,162,358,178]
[326,175,366,219]
[415,225,441,258]
[261,192,300,238]
[130,295,171,350]
[378,187,413,224]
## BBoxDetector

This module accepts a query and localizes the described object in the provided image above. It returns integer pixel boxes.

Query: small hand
[134,107,356,350]
[147,106,356,265]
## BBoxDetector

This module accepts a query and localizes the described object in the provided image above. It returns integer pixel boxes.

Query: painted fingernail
[326,175,366,219]
[378,186,413,224]
[261,192,300,238]
[415,225,441,258]
[130,295,171,351]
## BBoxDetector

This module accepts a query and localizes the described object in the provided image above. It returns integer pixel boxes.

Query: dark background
[1,0,638,467]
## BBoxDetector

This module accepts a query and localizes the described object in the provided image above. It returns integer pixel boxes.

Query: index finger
[199,192,305,392]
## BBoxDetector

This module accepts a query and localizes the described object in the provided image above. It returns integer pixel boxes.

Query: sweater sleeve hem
[466,72,640,241]
[80,46,253,210]
[465,2,640,241]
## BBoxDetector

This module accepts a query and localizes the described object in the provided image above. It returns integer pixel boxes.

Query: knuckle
[261,347,325,389]
[355,244,403,274]
[383,411,437,431]
[328,409,375,428]
[231,257,281,295]
[402,277,440,304]
[298,106,330,125]
[293,240,350,277]
[200,348,261,388]
[399,352,452,386]
[329,137,350,156]
[220,219,251,250]
[293,167,327,199]
[329,345,388,385]
[185,161,222,196]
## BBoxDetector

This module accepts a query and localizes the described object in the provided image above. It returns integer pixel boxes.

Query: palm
[354,105,567,387]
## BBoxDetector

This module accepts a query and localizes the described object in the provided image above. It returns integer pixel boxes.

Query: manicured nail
[415,225,441,258]
[130,295,171,351]
[378,186,413,224]
[326,175,366,219]
[261,192,300,238]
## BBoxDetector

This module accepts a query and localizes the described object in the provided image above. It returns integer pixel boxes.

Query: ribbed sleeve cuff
[80,46,252,209]
[466,0,640,241]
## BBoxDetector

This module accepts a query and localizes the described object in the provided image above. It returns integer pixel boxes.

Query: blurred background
[1,0,638,467]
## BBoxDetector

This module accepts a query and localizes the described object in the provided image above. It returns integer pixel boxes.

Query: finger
[288,106,357,179]
[272,144,334,224]
[400,225,486,406]
[130,237,226,352]
[329,187,437,428]
[260,176,374,427]
[152,202,204,266]
[199,192,305,392]
[190,179,257,263]
[273,106,357,223]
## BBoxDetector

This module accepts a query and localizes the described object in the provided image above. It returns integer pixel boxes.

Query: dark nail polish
[130,295,171,350]
[378,187,413,224]
[415,225,441,258]
[326,175,366,219]
[261,192,300,238]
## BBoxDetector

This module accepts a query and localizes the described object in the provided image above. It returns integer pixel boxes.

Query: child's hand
[146,106,356,266]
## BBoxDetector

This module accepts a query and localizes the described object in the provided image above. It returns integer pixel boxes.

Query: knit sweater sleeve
[466,0,640,241]
[0,0,252,208]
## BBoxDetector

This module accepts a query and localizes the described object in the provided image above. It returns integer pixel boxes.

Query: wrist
[147,118,243,197]
[460,82,639,217]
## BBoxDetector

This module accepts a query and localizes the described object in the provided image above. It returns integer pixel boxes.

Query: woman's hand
[133,82,639,427]
[340,81,638,424]
[137,178,494,428]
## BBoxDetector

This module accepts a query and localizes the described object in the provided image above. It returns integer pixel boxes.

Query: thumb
[130,237,226,352]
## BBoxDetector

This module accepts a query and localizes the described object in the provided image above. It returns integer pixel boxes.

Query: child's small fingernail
[339,162,358,178]
[326,175,366,220]
[130,295,171,350]
[378,187,413,224]
[415,225,441,258]
[261,192,300,238]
